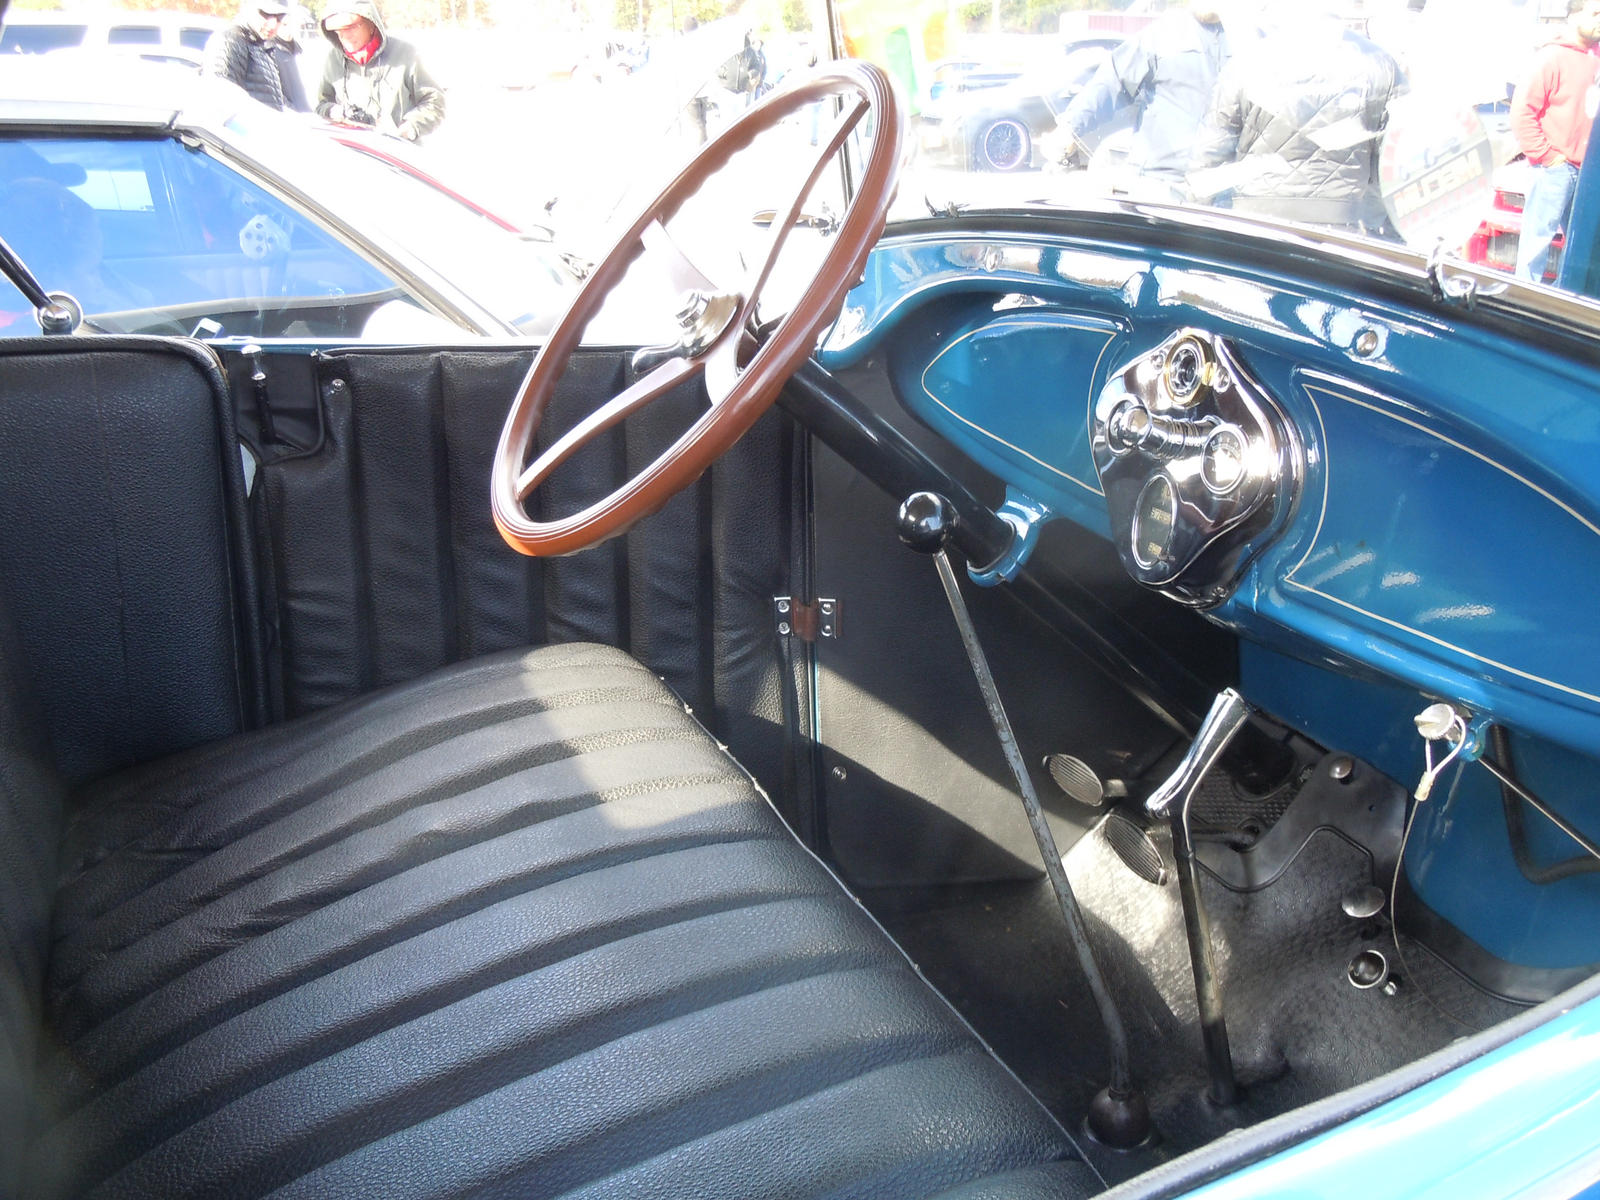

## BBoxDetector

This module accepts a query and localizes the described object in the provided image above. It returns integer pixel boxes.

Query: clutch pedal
[1046,753,1128,810]
[1047,755,1165,883]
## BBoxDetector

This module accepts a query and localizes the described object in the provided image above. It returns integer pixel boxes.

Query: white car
[0,59,583,341]
[0,9,223,58]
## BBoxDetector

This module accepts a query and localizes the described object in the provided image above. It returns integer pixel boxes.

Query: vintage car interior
[1,49,1599,1200]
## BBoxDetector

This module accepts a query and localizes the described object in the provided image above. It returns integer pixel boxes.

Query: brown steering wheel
[492,60,902,557]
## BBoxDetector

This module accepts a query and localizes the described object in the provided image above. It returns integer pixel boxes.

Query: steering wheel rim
[492,60,902,557]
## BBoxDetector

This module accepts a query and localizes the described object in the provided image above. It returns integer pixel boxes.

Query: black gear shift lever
[897,492,1151,1149]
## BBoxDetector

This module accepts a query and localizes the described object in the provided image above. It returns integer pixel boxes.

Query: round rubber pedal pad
[1103,810,1170,886]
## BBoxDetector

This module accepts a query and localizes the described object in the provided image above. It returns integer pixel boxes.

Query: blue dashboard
[822,217,1600,976]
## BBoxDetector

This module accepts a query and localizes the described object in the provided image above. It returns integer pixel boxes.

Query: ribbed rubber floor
[1190,772,1296,838]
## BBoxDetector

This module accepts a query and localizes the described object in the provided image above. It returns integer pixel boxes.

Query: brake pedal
[1102,810,1170,886]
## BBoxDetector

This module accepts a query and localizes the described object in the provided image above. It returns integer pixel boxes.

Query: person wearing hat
[316,1,444,143]
[203,2,304,111]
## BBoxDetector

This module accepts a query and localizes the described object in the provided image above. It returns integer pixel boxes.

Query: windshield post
[1558,119,1600,300]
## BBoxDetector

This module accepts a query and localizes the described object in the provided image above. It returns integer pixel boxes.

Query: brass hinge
[773,596,839,642]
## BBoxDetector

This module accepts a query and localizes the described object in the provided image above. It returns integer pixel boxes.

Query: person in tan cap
[316,0,444,142]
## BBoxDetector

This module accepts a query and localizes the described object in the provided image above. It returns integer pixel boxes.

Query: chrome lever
[1146,688,1252,819]
[1146,687,1254,1107]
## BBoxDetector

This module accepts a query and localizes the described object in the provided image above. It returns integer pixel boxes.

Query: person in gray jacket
[1189,5,1402,234]
[317,1,444,143]
[1047,3,1234,200]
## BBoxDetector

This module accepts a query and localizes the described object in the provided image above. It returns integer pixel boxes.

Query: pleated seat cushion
[29,643,1096,1200]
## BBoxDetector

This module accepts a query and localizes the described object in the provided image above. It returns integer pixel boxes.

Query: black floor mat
[864,821,1522,1185]
[1191,770,1296,839]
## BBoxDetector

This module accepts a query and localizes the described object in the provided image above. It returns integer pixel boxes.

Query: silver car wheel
[977,118,1030,172]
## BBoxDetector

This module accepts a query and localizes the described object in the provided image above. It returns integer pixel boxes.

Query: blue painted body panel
[822,226,1600,975]
[912,309,1122,538]
[1186,991,1600,1200]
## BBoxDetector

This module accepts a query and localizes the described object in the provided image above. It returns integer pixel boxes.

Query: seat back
[0,604,63,1197]
[0,337,265,783]
[0,333,267,1189]
[247,346,800,808]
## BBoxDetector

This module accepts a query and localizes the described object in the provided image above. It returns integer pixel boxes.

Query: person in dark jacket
[272,28,312,115]
[204,2,303,111]
[1047,3,1234,200]
[317,1,445,143]
[1190,4,1402,234]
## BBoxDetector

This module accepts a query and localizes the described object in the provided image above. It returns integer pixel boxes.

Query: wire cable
[1389,761,1480,1032]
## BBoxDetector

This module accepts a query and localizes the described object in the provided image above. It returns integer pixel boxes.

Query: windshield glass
[5,0,1587,328]
[402,0,1588,301]
[854,0,1565,284]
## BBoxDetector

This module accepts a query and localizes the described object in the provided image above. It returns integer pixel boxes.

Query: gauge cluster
[1091,329,1302,607]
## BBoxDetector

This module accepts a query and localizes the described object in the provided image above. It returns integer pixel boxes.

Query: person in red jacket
[1511,0,1600,281]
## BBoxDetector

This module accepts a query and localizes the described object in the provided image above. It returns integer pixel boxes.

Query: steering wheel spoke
[703,325,749,409]
[739,96,870,310]
[515,353,699,500]
[492,62,902,557]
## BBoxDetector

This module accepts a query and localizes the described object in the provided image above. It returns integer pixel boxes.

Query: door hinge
[774,596,839,641]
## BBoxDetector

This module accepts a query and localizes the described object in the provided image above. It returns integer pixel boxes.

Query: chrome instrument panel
[1092,328,1302,607]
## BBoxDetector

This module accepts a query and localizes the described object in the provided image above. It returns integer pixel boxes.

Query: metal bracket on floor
[774,597,839,642]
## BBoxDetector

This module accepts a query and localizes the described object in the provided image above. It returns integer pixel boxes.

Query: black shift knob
[897,492,957,555]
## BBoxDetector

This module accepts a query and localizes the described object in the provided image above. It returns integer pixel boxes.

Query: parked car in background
[1462,156,1560,282]
[917,39,1116,171]
[0,9,221,56]
[924,57,1026,102]
[0,61,583,341]
[42,41,204,74]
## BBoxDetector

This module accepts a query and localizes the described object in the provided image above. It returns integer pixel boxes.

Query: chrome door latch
[1427,241,1508,310]
[773,597,839,641]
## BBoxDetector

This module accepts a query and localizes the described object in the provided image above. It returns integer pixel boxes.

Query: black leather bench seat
[21,643,1099,1199]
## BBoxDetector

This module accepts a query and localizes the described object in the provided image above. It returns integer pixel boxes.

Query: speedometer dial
[1131,474,1177,570]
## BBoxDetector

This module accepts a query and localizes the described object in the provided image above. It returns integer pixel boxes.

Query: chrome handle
[1145,688,1253,818]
